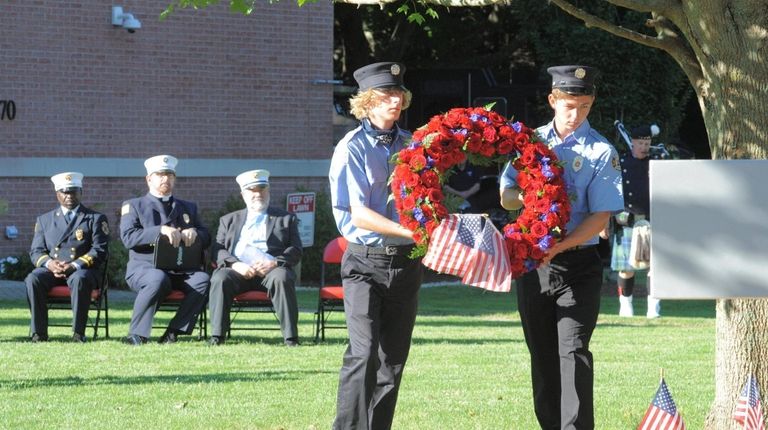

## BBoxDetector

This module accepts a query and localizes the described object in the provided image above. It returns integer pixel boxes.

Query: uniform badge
[121,203,130,216]
[572,156,584,172]
[183,213,190,224]
[75,229,84,241]
[390,64,401,76]
[611,153,621,171]
[101,221,110,235]
[574,67,586,79]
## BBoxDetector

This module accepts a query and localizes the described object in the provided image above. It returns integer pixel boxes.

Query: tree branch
[547,0,702,85]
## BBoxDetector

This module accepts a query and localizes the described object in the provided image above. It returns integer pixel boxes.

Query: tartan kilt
[610,226,649,272]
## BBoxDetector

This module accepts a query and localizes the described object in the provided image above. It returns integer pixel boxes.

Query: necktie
[65,212,73,223]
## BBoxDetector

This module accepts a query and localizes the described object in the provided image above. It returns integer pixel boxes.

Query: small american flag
[422,214,511,292]
[638,378,686,430]
[733,374,766,430]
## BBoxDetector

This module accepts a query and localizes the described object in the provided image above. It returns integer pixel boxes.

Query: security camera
[121,14,141,33]
[112,6,141,33]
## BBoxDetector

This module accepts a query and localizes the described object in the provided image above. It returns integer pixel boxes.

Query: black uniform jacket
[120,193,210,272]
[30,205,110,270]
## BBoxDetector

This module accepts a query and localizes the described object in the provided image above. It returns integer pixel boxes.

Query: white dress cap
[236,169,270,190]
[51,172,84,192]
[144,155,178,175]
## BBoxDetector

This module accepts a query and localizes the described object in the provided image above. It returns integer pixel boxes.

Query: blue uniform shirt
[329,123,412,246]
[500,119,623,245]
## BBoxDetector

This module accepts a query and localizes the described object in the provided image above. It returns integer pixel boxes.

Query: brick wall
[0,1,335,257]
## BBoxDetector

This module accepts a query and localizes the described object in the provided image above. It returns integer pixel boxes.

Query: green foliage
[0,254,33,281]
[106,240,128,289]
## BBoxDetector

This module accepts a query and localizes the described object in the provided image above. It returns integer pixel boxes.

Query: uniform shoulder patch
[611,152,621,171]
[101,221,110,235]
[121,203,130,216]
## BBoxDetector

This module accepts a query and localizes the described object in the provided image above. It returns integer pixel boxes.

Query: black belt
[561,244,598,254]
[347,242,414,257]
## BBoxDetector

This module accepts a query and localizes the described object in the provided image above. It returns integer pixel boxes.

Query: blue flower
[470,114,489,123]
[524,259,537,271]
[541,164,554,179]
[511,121,522,133]
[453,128,468,136]
[549,203,560,213]
[413,207,427,225]
[537,235,553,251]
[408,141,422,150]
[426,156,435,169]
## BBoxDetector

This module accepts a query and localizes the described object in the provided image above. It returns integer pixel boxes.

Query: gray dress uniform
[26,205,109,337]
[120,193,210,339]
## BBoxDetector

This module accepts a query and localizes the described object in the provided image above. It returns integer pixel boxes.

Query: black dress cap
[353,62,407,92]
[547,65,598,95]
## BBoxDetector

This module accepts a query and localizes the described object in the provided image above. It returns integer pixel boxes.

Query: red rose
[530,221,549,238]
[409,154,427,171]
[421,170,440,188]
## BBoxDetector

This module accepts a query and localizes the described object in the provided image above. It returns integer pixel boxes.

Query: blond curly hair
[349,87,412,120]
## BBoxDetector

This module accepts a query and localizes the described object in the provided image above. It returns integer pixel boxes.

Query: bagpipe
[613,120,695,160]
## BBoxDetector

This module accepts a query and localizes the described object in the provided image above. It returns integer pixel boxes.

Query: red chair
[314,236,347,342]
[46,260,110,339]
[226,289,279,338]
[155,289,207,340]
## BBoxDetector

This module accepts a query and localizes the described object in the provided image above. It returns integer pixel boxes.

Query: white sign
[286,192,316,247]
[650,160,768,298]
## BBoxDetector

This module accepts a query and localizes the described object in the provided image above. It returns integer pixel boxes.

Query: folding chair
[314,236,347,342]
[154,289,207,340]
[46,257,110,339]
[225,288,280,338]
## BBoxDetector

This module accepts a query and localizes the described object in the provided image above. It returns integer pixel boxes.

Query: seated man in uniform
[208,169,302,346]
[120,155,210,345]
[25,172,110,343]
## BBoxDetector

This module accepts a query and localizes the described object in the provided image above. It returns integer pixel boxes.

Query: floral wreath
[390,106,571,278]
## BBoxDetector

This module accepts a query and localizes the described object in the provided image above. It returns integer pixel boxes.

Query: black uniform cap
[630,125,653,139]
[353,62,407,92]
[547,65,598,96]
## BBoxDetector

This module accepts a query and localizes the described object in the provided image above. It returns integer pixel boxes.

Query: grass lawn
[0,285,715,429]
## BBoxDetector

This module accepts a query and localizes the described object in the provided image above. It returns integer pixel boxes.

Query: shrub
[0,254,34,281]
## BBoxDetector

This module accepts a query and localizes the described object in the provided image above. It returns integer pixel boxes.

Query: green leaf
[407,12,425,25]
[230,0,253,14]
[396,4,410,15]
[425,7,439,19]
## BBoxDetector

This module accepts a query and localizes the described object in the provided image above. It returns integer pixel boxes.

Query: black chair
[46,258,110,339]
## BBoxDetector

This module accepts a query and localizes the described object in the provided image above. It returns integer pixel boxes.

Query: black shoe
[207,336,224,346]
[30,333,48,343]
[284,338,299,347]
[159,329,178,344]
[72,333,87,343]
[122,334,148,346]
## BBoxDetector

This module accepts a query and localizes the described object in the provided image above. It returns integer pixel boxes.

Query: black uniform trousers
[126,268,209,338]
[208,266,299,340]
[25,267,100,336]
[517,247,603,430]
[333,248,423,430]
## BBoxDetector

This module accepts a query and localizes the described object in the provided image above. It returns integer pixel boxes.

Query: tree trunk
[706,300,768,429]
[674,3,768,429]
